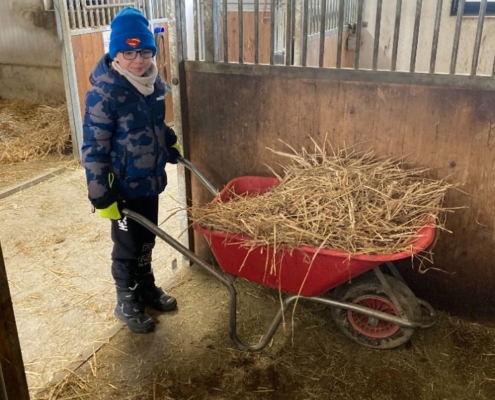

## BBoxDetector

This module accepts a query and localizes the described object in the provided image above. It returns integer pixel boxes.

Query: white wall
[359,0,495,75]
[0,0,65,103]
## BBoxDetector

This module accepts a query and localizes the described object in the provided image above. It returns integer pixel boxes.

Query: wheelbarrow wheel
[330,273,421,349]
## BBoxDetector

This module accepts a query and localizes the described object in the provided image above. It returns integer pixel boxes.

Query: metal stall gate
[171,0,495,318]
[54,0,177,157]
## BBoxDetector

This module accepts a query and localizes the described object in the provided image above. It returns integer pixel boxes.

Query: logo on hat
[126,38,141,48]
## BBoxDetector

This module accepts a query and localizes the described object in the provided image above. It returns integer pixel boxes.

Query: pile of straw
[190,141,455,255]
[0,99,72,163]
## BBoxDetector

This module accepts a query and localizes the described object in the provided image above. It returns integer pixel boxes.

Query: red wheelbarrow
[123,157,437,351]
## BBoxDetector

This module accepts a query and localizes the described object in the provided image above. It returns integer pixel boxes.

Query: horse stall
[2,0,494,398]
[54,0,495,326]
[176,0,495,320]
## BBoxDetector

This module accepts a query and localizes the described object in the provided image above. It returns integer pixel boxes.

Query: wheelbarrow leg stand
[225,286,300,351]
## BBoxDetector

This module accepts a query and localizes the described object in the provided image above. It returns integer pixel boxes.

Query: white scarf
[112,61,158,96]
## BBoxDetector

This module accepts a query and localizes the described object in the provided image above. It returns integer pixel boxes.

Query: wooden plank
[227,12,240,62]
[71,35,87,119]
[306,32,354,68]
[81,33,97,95]
[154,22,175,124]
[90,31,105,63]
[162,23,174,124]
[0,244,30,400]
[0,168,66,200]
[226,12,271,64]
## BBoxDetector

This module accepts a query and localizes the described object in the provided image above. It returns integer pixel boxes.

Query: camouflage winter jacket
[81,54,177,209]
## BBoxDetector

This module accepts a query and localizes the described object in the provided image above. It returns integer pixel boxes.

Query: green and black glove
[97,201,121,220]
[167,142,182,164]
[95,173,122,220]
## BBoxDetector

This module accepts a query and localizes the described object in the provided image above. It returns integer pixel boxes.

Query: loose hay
[190,140,456,256]
[0,99,72,163]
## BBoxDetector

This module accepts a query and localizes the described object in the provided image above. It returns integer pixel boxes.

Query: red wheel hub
[347,295,400,338]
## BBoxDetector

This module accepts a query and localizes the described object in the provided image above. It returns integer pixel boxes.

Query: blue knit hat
[109,7,156,59]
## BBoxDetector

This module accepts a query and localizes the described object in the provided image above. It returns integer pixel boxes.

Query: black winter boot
[135,271,177,312]
[114,285,155,333]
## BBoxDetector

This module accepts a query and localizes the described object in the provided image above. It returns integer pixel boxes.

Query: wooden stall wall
[72,27,174,124]
[184,68,495,320]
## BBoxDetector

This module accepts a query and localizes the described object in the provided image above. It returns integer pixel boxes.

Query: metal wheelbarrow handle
[177,156,218,197]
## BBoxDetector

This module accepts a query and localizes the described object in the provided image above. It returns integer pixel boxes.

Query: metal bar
[194,0,199,60]
[270,0,275,65]
[335,0,340,29]
[105,0,113,24]
[373,0,383,71]
[95,1,102,27]
[330,0,333,28]
[318,0,327,68]
[54,0,83,156]
[88,3,95,27]
[430,0,443,73]
[325,0,335,29]
[109,0,115,20]
[410,0,423,73]
[204,0,215,62]
[74,0,84,29]
[290,0,302,65]
[303,0,315,32]
[178,158,218,196]
[391,0,402,71]
[199,0,206,60]
[214,0,222,61]
[254,0,259,64]
[450,0,466,74]
[302,0,309,66]
[213,0,222,61]
[167,0,189,263]
[493,54,495,76]
[185,60,495,91]
[67,0,76,29]
[285,0,293,66]
[81,1,135,10]
[354,0,363,69]
[238,0,244,63]
[336,0,345,68]
[223,0,228,62]
[471,0,488,76]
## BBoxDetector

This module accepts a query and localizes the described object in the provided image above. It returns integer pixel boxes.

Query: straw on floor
[0,99,71,163]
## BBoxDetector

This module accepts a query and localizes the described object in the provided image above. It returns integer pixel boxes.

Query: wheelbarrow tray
[193,176,435,297]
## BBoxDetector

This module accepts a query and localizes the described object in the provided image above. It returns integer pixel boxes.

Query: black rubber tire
[331,272,421,349]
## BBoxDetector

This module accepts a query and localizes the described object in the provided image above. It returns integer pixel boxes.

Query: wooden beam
[0,244,30,400]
